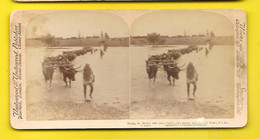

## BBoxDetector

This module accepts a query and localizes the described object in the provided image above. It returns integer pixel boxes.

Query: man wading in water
[83,64,95,100]
[186,62,198,98]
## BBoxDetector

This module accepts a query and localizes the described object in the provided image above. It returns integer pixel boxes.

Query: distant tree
[204,31,215,45]
[147,32,161,46]
[210,31,215,37]
[92,35,100,38]
[104,32,110,39]
[158,39,165,45]
[100,32,110,46]
[41,34,57,48]
[100,31,104,38]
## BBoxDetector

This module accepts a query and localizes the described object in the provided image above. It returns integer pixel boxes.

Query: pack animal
[42,64,55,86]
[60,65,81,87]
[163,64,185,86]
[146,60,158,83]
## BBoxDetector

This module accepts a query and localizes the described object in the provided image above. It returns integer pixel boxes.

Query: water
[130,45,235,119]
[26,45,235,120]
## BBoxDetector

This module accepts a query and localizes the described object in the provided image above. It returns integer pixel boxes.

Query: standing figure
[100,49,104,59]
[83,64,95,100]
[186,62,198,98]
[209,43,213,50]
[205,48,209,56]
[103,44,108,52]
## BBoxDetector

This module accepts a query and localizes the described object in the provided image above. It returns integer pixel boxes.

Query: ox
[146,61,158,83]
[42,64,55,86]
[60,65,81,87]
[163,64,185,86]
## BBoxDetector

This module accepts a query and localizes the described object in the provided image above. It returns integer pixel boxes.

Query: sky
[26,10,234,39]
[131,10,234,37]
[26,11,130,38]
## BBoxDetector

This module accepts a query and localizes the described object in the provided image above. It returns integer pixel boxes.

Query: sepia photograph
[130,11,236,119]
[24,11,130,120]
[10,10,247,129]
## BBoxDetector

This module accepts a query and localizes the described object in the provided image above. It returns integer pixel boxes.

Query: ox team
[42,44,211,100]
[42,46,101,101]
[145,45,211,98]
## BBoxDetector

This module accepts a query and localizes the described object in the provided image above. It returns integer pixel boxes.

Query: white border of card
[10,9,247,129]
